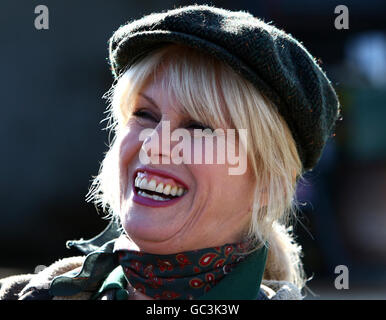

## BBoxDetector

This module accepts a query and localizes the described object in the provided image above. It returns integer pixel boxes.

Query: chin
[120,205,187,249]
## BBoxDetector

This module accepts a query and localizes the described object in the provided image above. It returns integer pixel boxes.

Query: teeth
[155,182,164,193]
[134,172,187,198]
[138,190,168,201]
[163,184,171,195]
[148,179,157,191]
[170,186,177,196]
[139,178,148,190]
[177,187,184,196]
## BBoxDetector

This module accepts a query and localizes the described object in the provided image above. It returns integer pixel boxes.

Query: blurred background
[1,0,385,299]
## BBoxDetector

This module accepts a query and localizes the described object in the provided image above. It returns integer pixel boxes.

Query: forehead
[137,71,191,118]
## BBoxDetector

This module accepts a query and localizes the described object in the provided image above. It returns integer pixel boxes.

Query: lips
[132,167,189,207]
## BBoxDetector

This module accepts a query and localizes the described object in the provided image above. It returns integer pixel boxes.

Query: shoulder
[0,274,34,300]
[0,256,86,300]
[259,280,303,300]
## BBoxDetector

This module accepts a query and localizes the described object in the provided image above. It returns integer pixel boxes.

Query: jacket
[0,220,302,300]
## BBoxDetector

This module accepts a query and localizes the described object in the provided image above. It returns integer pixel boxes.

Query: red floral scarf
[114,234,252,300]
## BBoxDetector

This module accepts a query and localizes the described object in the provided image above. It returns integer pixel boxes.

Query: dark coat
[0,256,301,300]
[0,221,302,300]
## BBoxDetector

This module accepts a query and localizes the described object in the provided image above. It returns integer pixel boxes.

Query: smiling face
[117,72,257,254]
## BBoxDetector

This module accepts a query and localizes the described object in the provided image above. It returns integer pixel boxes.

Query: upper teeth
[135,174,186,197]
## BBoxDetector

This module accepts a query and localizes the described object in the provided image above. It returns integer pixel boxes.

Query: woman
[0,4,340,300]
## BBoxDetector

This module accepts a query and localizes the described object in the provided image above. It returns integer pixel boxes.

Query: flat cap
[108,4,341,171]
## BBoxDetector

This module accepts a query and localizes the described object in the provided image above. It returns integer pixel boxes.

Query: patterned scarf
[114,234,253,300]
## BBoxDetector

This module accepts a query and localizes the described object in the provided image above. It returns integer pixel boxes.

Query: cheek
[189,163,236,206]
[117,126,143,198]
[189,134,254,199]
[118,126,142,168]
[194,161,255,210]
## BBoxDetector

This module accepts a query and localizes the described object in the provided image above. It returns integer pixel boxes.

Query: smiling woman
[94,43,300,263]
[102,45,259,258]
[0,4,340,300]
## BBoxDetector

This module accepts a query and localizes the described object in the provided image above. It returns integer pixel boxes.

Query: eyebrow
[137,92,193,121]
[138,92,158,109]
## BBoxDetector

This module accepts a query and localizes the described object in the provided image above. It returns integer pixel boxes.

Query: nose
[140,120,173,165]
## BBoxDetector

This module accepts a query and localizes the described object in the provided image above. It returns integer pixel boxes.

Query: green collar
[199,245,267,300]
[92,244,267,300]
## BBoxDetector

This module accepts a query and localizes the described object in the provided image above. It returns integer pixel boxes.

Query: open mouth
[133,169,188,204]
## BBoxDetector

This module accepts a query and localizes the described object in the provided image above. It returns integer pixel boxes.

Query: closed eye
[132,110,214,131]
[186,120,213,131]
[132,109,158,122]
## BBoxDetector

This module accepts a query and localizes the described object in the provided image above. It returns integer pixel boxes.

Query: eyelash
[186,121,213,131]
[132,110,157,120]
[132,110,213,131]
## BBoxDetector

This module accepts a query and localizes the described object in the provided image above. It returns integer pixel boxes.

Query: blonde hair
[87,44,306,289]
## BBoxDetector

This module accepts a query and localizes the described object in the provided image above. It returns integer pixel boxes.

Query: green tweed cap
[108,4,341,171]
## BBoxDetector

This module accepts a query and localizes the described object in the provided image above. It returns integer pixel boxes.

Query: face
[117,74,257,254]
